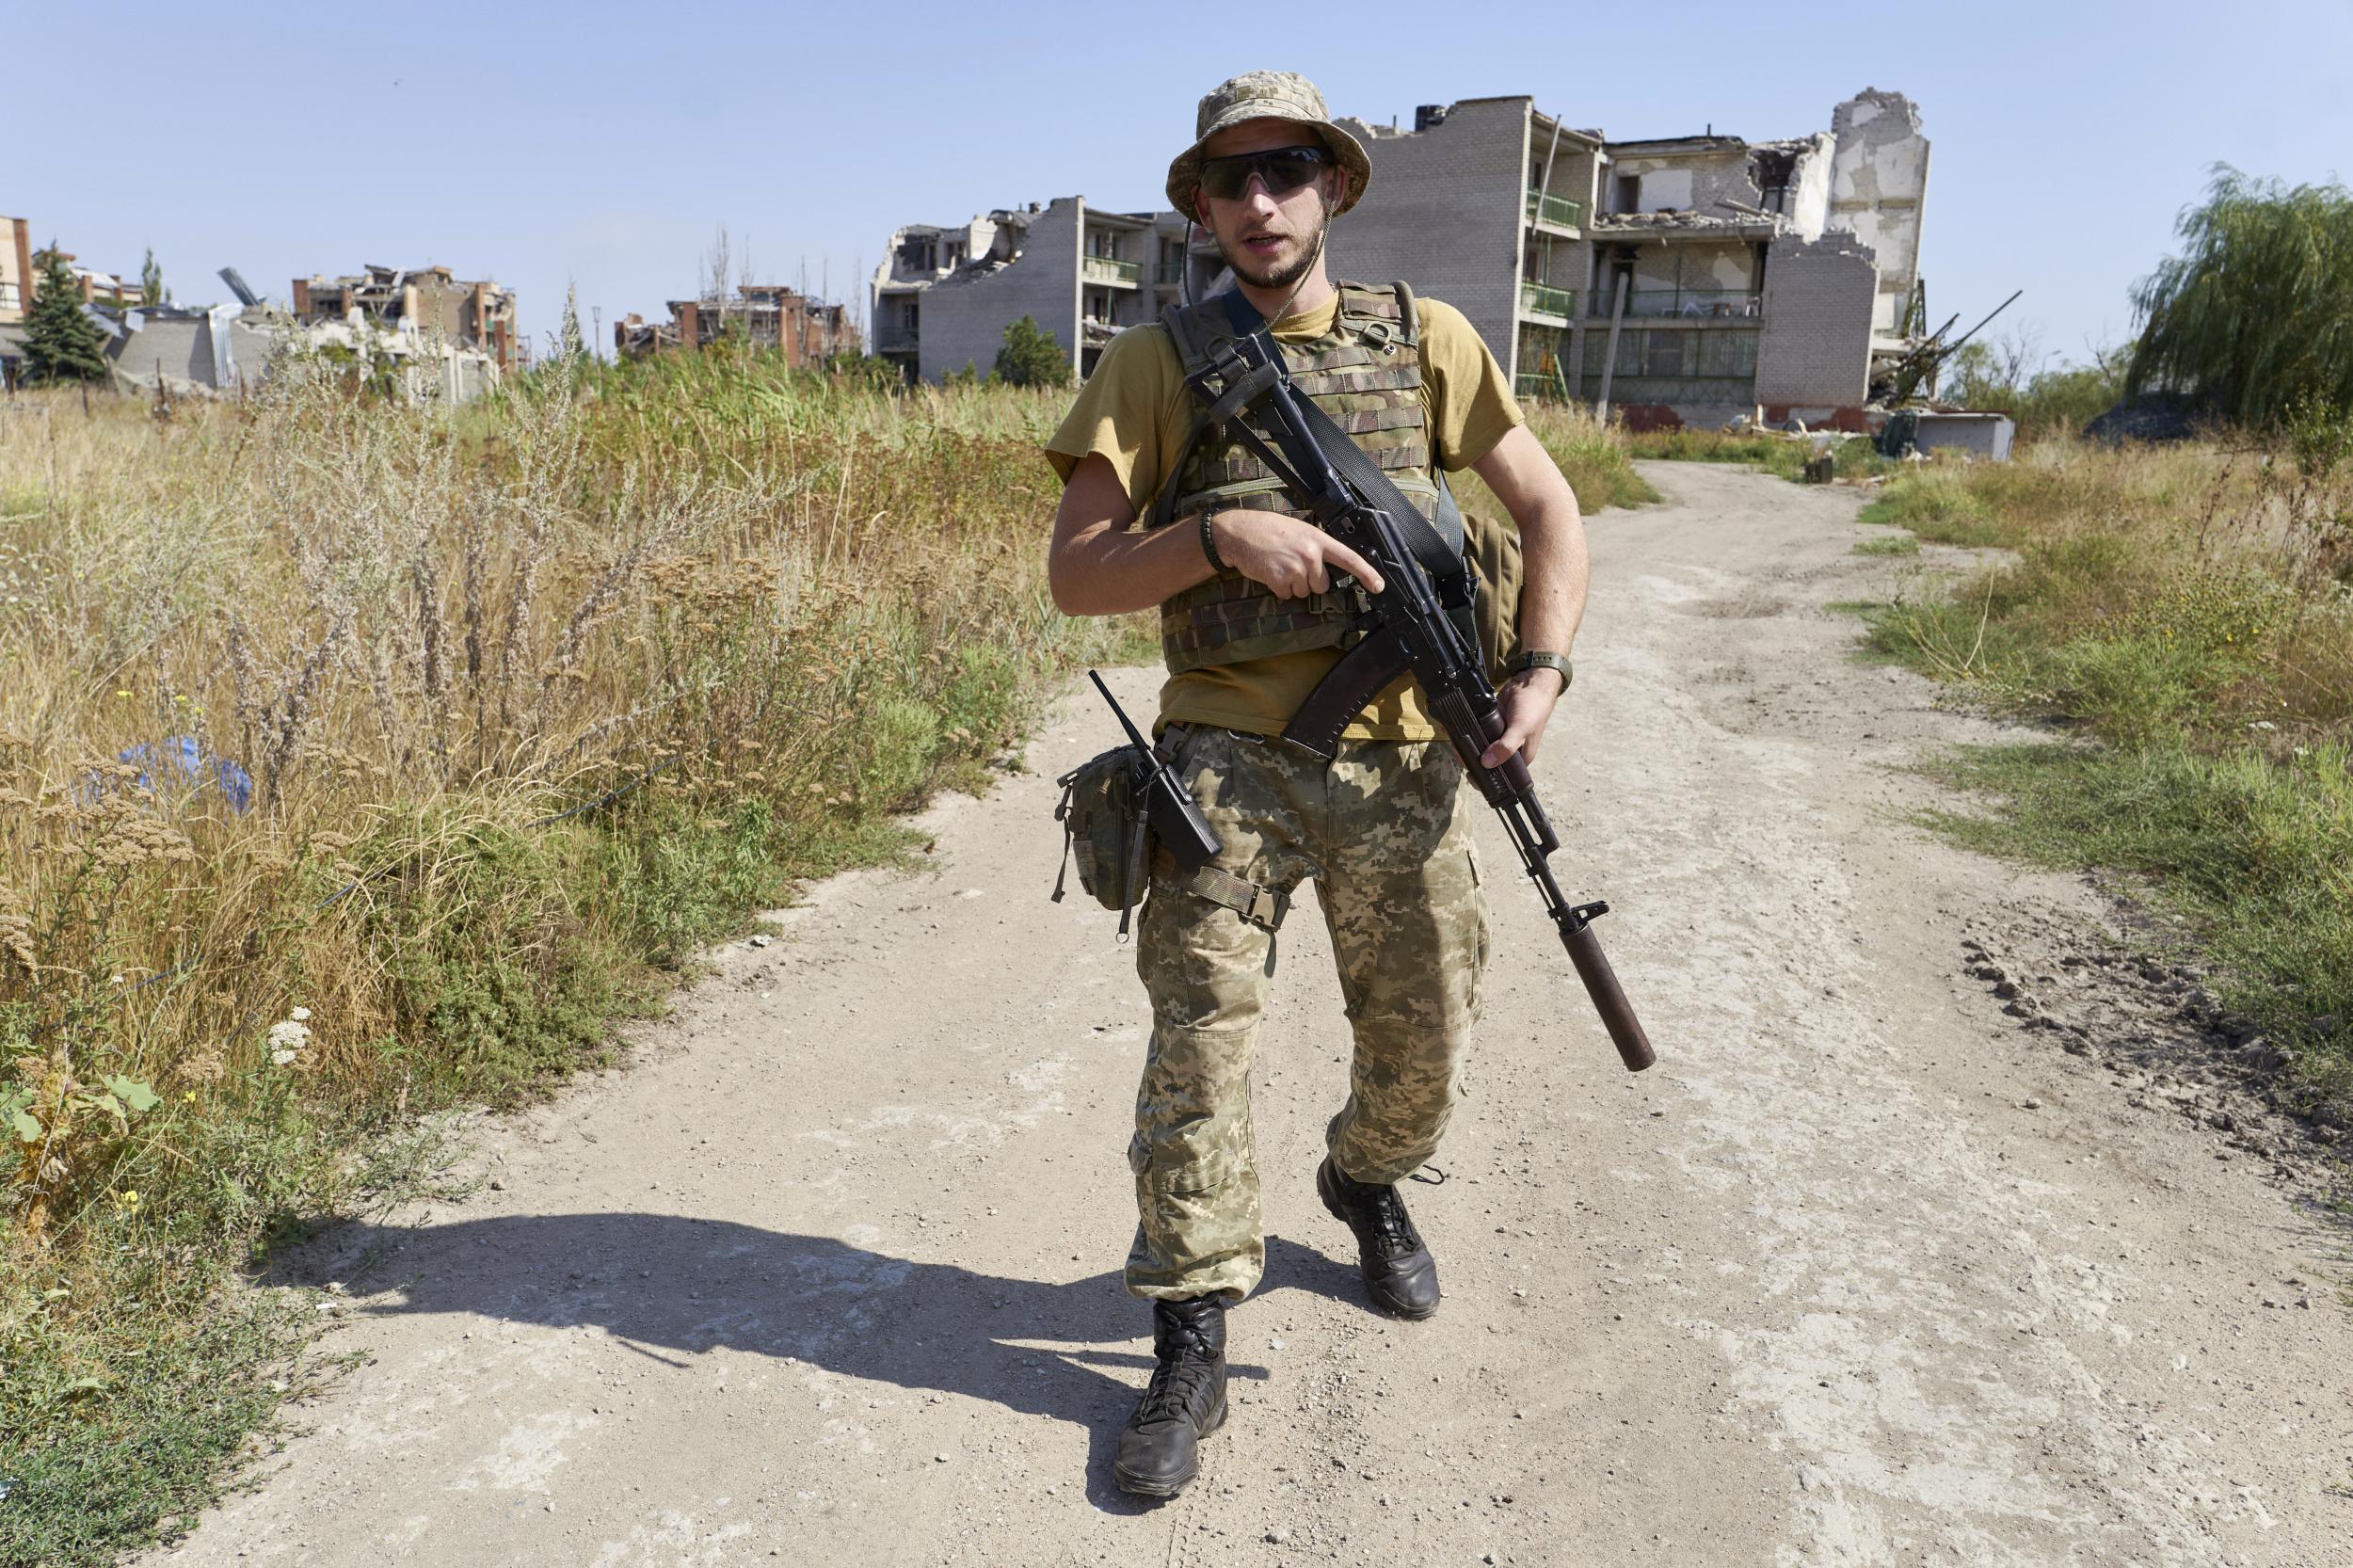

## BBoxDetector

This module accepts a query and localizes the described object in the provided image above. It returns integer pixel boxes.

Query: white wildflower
[290,1006,312,1022]
[267,1016,312,1065]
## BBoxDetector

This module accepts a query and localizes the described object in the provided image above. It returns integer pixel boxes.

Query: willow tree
[2126,166,2353,426]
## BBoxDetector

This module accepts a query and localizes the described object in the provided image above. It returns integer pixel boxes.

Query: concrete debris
[0,216,509,402]
[1910,411,2015,462]
[615,285,857,365]
[1592,209,1781,234]
[88,293,509,404]
[294,264,518,374]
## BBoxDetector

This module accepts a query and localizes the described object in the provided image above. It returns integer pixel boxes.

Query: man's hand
[1211,509,1385,600]
[1479,666,1567,769]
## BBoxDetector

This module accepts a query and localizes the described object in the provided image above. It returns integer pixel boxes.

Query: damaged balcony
[1518,280,1576,324]
[1575,321,1760,406]
[1524,188,1584,236]
[1081,255,1140,287]
[1514,366,1576,401]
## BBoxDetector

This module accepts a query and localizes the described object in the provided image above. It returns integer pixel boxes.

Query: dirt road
[145,463,2351,1567]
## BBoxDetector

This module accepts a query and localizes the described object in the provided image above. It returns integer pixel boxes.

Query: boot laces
[1362,1186,1423,1259]
[1137,1318,1218,1423]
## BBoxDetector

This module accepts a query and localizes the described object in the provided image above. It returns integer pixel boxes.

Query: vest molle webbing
[1150,280,1444,674]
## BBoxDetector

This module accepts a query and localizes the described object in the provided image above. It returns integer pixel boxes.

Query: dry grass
[1515,401,1660,513]
[1861,438,2353,744]
[0,349,1140,1563]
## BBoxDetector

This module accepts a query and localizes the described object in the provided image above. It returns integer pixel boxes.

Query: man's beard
[1216,214,1325,292]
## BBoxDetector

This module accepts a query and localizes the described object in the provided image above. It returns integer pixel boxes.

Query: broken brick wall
[1827,89,1929,338]
[918,197,1080,383]
[1609,149,1764,217]
[1333,98,1533,385]
[1753,232,1878,408]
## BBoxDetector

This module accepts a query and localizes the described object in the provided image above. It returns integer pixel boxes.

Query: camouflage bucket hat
[1165,71,1370,221]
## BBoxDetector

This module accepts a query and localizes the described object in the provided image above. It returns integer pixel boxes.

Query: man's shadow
[313,1213,1360,1511]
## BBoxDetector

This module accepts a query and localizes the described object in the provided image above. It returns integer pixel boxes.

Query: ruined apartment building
[293,264,519,373]
[872,88,1926,426]
[1329,88,1929,428]
[872,200,1222,383]
[614,284,858,364]
[0,235,138,314]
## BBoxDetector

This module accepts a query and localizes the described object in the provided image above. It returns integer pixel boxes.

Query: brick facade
[1753,233,1879,409]
[1330,98,1538,384]
[918,198,1081,384]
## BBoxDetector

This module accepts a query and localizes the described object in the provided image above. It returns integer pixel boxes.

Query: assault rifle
[1193,324,1655,1073]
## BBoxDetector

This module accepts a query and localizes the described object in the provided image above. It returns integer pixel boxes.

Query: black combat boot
[1317,1155,1442,1319]
[1112,1297,1228,1496]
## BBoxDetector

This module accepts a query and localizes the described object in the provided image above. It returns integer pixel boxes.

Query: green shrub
[994,316,1073,389]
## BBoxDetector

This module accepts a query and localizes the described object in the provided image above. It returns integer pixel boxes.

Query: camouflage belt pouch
[1051,728,1289,938]
[1052,747,1155,931]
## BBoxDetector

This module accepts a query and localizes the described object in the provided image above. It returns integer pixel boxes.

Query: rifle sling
[1279,622,1413,759]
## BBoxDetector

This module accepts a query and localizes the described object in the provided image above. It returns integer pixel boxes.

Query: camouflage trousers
[1126,725,1490,1303]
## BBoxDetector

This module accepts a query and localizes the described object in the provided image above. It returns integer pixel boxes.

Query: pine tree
[994,316,1072,389]
[139,247,166,307]
[23,248,111,386]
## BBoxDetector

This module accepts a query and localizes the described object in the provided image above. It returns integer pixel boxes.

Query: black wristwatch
[1506,650,1573,688]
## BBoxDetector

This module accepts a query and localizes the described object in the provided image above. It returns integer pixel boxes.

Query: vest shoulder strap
[1391,280,1419,347]
[1330,279,1419,350]
[1145,282,1433,530]
[1149,298,1238,528]
[1159,297,1224,384]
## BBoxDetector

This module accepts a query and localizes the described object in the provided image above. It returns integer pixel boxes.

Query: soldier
[1044,70,1592,1496]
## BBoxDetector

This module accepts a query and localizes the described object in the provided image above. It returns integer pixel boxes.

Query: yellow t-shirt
[1045,291,1523,741]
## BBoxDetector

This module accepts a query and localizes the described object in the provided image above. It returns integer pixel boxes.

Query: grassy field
[0,352,1134,1564]
[1848,434,2353,1102]
[0,356,1652,1564]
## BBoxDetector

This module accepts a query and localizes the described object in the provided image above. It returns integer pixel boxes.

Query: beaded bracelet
[1197,508,1227,572]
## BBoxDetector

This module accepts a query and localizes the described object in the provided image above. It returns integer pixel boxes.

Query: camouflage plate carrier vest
[1147,280,1446,674]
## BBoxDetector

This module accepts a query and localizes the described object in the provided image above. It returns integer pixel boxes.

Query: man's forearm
[1512,491,1590,658]
[1465,424,1591,668]
[1053,513,1219,617]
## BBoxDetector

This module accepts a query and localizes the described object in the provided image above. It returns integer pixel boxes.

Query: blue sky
[17,1,2350,376]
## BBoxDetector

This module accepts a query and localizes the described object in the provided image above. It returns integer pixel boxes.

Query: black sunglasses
[1196,145,1332,203]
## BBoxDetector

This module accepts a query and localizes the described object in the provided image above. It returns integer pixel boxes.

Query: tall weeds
[0,353,1136,1564]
